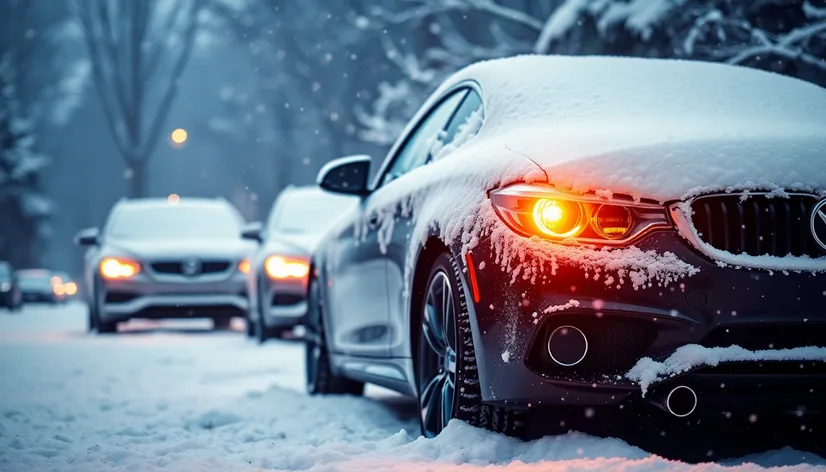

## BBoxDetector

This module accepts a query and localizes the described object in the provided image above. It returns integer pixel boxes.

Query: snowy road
[1,304,824,471]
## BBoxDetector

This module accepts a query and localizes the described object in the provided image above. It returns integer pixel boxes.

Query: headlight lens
[593,204,633,239]
[491,184,671,245]
[100,257,140,279]
[532,199,584,238]
[265,256,309,280]
[238,258,251,274]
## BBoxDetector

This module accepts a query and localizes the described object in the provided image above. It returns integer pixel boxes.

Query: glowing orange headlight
[532,199,584,238]
[265,256,309,280]
[64,282,78,296]
[238,258,251,274]
[490,184,671,246]
[100,257,140,279]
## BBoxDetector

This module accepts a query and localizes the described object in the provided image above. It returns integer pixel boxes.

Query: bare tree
[358,0,826,143]
[75,0,205,197]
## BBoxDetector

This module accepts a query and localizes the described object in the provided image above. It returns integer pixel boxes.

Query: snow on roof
[440,55,825,135]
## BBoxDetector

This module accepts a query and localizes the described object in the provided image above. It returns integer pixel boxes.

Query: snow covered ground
[1,303,824,471]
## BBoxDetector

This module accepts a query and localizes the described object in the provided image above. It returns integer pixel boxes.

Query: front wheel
[93,279,118,334]
[416,253,521,438]
[305,275,364,396]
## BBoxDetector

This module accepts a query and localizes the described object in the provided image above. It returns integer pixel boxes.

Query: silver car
[76,197,255,333]
[242,186,356,342]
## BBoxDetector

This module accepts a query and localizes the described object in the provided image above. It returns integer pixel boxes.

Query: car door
[383,88,485,357]
[369,88,477,356]
[324,90,468,359]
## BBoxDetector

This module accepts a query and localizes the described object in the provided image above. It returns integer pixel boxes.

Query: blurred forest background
[1,0,825,277]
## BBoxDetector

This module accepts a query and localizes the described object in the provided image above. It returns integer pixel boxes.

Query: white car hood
[106,238,256,260]
[494,122,826,203]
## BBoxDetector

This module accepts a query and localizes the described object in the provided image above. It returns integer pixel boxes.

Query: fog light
[532,199,583,238]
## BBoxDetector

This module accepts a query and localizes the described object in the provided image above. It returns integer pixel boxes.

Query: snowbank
[626,344,826,396]
[2,306,825,471]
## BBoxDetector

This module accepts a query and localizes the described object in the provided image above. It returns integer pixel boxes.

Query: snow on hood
[361,56,825,319]
[106,238,256,260]
[439,55,826,201]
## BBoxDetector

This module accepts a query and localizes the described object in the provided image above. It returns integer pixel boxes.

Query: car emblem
[812,199,826,251]
[181,257,202,276]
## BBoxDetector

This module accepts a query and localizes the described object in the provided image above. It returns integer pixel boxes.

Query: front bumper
[259,277,307,329]
[100,272,248,321]
[465,230,826,414]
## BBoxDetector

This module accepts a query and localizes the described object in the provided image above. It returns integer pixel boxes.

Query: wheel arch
[408,235,479,393]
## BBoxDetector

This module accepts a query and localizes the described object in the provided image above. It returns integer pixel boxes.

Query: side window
[381,90,467,186]
[430,89,483,162]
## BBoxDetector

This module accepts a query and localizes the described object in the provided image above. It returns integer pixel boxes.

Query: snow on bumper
[461,230,826,409]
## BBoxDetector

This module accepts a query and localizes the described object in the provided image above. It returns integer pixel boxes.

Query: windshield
[270,193,355,234]
[108,204,243,239]
[17,270,52,289]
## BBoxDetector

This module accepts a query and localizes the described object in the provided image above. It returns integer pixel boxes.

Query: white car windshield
[17,270,52,289]
[270,193,355,234]
[108,204,242,239]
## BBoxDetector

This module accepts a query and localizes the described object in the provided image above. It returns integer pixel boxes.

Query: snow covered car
[241,186,357,342]
[16,269,62,304]
[304,55,826,439]
[75,197,255,333]
[0,261,23,311]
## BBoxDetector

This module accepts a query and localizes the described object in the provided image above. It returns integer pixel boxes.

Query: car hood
[261,232,325,257]
[105,238,256,260]
[493,124,826,203]
[428,55,826,202]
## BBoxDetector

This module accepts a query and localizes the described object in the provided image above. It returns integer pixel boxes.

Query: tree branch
[75,0,131,161]
[141,0,204,160]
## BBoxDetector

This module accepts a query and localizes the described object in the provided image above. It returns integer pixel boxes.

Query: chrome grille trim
[688,192,822,258]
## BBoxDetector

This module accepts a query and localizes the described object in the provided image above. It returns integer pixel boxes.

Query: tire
[305,275,364,396]
[87,304,97,331]
[255,312,273,344]
[245,312,255,337]
[416,252,521,438]
[93,278,117,334]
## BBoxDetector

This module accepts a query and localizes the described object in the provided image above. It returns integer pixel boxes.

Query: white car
[242,186,357,342]
[76,197,255,333]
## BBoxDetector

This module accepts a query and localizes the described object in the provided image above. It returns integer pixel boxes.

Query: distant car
[75,197,255,333]
[0,262,23,311]
[16,269,62,304]
[304,55,826,441]
[242,186,357,342]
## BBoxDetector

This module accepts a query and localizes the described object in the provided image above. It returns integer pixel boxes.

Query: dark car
[0,262,23,311]
[302,55,826,442]
[16,269,62,304]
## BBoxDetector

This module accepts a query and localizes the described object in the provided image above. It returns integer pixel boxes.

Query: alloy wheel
[419,270,458,438]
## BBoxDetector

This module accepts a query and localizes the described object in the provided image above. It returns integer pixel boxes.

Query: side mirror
[241,222,263,243]
[317,155,371,196]
[74,227,99,246]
